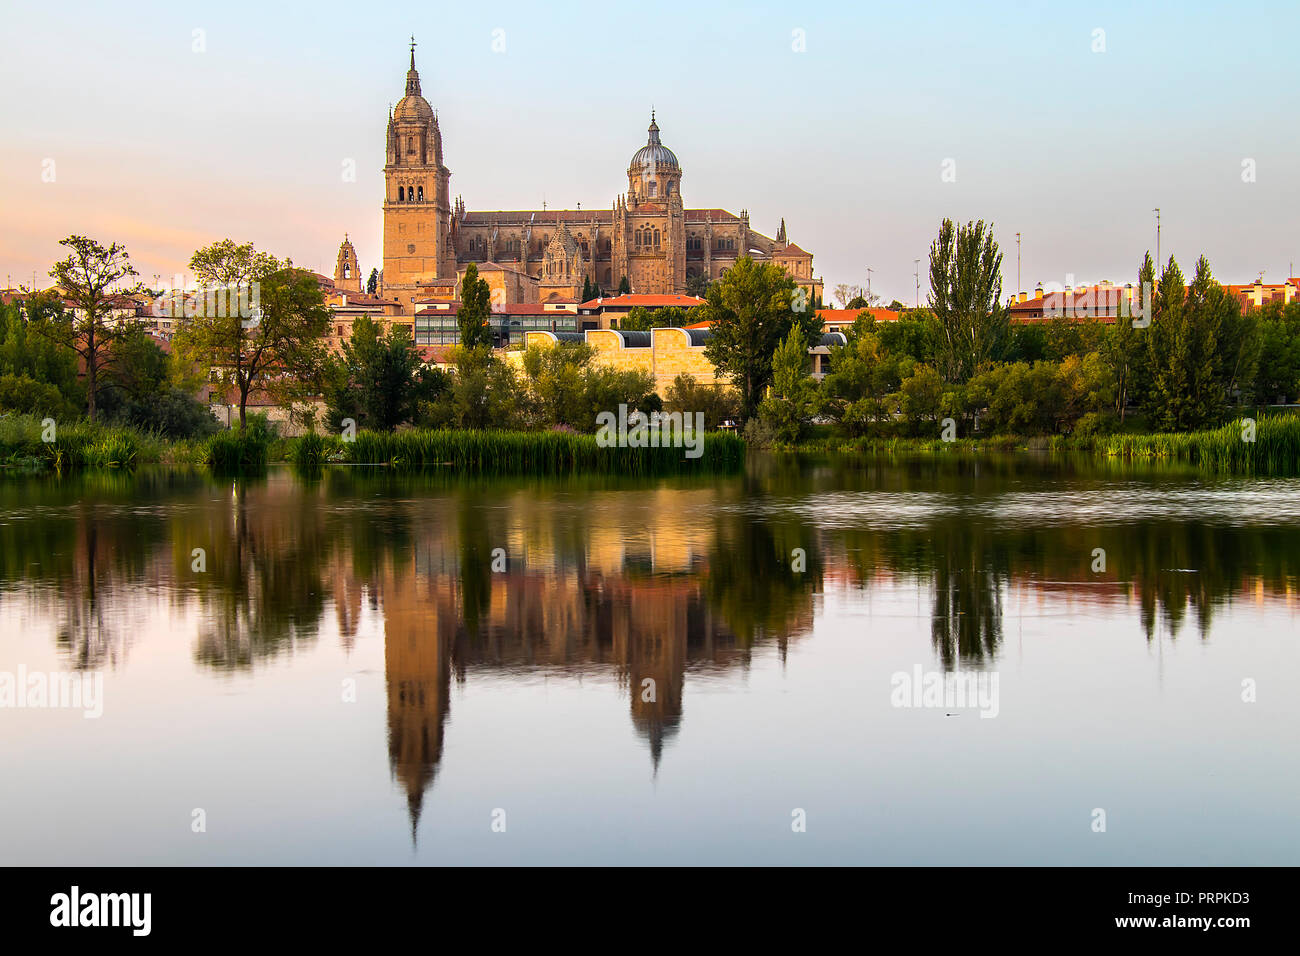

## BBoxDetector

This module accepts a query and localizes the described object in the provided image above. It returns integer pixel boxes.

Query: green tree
[617,275,631,295]
[619,306,688,331]
[819,329,912,436]
[685,273,711,299]
[106,326,169,403]
[699,256,821,423]
[928,218,1008,383]
[877,312,934,363]
[326,315,422,431]
[0,298,82,413]
[896,364,944,434]
[42,235,140,421]
[366,268,379,295]
[458,263,493,349]
[1142,256,1231,430]
[446,346,521,429]
[1003,322,1049,364]
[663,373,739,429]
[521,341,593,427]
[1099,253,1153,421]
[175,243,329,427]
[0,374,67,416]
[756,326,816,443]
[1254,301,1300,404]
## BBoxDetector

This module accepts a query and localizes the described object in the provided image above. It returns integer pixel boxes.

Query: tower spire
[405,37,421,97]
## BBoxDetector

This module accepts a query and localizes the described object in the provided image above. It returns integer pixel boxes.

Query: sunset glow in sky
[2,0,1297,300]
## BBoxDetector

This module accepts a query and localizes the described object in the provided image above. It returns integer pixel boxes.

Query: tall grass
[318,428,745,475]
[797,433,1029,455]
[1099,415,1300,473]
[289,431,330,469]
[0,413,159,471]
[203,426,269,472]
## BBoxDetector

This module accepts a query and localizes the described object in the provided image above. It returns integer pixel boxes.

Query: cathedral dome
[629,113,679,171]
[394,93,434,123]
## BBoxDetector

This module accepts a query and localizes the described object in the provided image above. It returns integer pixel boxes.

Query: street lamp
[1153,208,1161,267]
[1015,233,1021,296]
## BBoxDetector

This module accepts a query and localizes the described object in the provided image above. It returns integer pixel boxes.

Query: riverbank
[780,414,1300,473]
[0,413,745,476]
[4,412,1297,476]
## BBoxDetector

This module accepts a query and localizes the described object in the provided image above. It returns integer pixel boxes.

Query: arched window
[398,186,405,202]
[407,135,415,153]
[635,231,642,247]
[417,186,424,201]
[649,181,657,197]
[653,229,660,246]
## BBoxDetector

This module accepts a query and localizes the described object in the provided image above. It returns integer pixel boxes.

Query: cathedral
[372,42,821,315]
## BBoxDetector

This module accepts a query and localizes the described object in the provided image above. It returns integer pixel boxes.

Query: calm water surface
[1,455,1296,865]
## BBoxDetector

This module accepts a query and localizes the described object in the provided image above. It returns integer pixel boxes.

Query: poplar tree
[927,219,1008,384]
[457,263,493,349]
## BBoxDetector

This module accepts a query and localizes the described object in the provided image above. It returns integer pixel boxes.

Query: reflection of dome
[629,114,679,170]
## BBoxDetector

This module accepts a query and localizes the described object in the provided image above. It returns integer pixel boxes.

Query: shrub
[0,374,73,418]
[1073,411,1118,439]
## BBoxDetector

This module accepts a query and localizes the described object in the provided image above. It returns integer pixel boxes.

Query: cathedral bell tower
[381,38,455,313]
[334,234,362,292]
[619,113,686,294]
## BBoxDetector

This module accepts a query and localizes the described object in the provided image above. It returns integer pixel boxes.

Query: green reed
[1099,414,1300,473]
[0,414,160,471]
[203,426,270,472]
[320,428,745,475]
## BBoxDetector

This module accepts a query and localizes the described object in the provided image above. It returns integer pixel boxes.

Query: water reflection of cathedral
[379,535,814,835]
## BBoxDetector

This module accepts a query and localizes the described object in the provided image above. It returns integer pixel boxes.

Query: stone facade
[377,45,822,314]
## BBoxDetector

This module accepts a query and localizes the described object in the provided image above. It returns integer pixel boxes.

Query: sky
[1,0,1297,304]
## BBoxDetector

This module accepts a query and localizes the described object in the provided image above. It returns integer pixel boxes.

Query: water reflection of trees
[0,472,206,669]
[4,461,1299,830]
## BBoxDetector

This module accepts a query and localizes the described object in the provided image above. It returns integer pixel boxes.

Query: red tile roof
[775,243,811,258]
[492,303,575,315]
[816,308,900,324]
[417,346,455,364]
[580,294,704,310]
